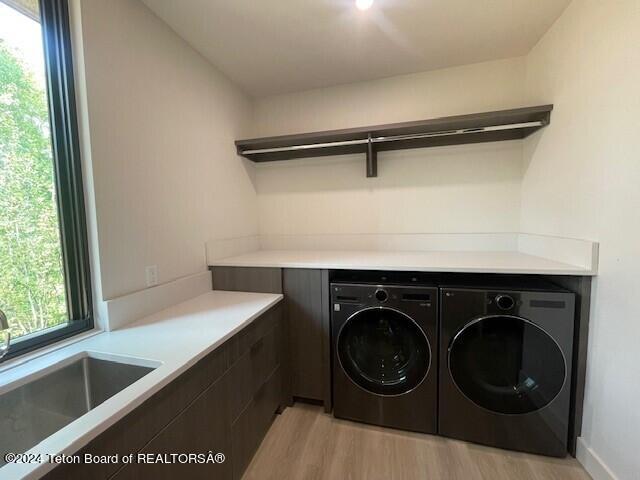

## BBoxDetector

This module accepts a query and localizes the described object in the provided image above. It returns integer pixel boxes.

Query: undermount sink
[0,352,159,465]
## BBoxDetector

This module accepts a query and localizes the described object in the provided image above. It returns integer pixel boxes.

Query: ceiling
[141,0,570,98]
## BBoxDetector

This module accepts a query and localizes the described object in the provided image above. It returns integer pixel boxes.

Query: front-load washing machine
[331,283,438,433]
[439,285,575,456]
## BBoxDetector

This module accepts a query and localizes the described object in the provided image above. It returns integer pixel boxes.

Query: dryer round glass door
[337,307,431,396]
[448,315,566,415]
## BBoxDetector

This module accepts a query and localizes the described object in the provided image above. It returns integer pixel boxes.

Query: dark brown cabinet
[231,367,282,479]
[111,374,233,480]
[212,266,282,294]
[211,266,332,411]
[283,269,327,403]
[43,302,284,480]
[227,306,284,479]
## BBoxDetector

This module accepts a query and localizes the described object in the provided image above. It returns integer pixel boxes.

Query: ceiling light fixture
[355,0,373,11]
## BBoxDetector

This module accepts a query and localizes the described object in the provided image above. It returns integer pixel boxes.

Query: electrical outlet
[145,265,158,287]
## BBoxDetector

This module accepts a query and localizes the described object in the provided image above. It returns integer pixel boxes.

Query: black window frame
[2,0,93,359]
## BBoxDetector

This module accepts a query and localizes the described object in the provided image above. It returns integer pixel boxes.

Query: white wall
[251,58,528,237]
[256,141,523,237]
[252,57,527,136]
[77,0,258,300]
[522,1,640,479]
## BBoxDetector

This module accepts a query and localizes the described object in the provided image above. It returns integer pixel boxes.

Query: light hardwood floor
[243,403,591,480]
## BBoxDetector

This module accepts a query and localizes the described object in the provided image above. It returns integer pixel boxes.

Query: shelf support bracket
[366,134,377,178]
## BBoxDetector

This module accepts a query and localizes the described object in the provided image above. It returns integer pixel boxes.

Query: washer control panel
[331,283,436,311]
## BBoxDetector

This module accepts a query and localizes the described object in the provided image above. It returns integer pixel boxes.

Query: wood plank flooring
[243,403,591,480]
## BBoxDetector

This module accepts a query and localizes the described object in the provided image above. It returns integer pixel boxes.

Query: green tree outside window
[0,40,68,339]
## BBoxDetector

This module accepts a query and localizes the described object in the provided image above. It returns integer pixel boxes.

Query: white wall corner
[576,437,619,480]
[206,235,261,264]
[103,271,212,331]
[517,233,599,274]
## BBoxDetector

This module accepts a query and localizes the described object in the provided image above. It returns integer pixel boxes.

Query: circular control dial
[495,294,515,310]
[374,289,388,303]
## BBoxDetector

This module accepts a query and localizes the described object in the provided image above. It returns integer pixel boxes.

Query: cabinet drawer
[231,366,281,480]
[228,352,252,422]
[228,325,280,422]
[111,374,232,480]
[227,304,281,366]
[250,324,280,392]
[253,366,281,438]
[228,305,282,421]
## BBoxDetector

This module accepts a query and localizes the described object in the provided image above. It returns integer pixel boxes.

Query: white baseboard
[103,271,212,331]
[576,437,619,480]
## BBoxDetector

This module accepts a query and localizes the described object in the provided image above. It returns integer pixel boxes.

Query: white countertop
[210,249,593,276]
[0,290,282,480]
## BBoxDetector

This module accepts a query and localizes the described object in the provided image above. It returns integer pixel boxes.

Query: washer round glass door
[337,307,430,396]
[448,315,566,415]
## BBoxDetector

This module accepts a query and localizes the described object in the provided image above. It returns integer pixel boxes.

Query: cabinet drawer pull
[251,337,264,356]
[254,380,267,400]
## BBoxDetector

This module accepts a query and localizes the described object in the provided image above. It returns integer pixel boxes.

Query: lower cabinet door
[283,268,325,401]
[231,366,281,479]
[112,373,233,480]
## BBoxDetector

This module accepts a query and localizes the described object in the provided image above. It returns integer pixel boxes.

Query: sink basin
[0,352,158,465]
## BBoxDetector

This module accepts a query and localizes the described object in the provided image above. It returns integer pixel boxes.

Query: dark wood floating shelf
[235,105,553,177]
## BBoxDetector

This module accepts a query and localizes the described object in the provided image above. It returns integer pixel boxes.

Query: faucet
[0,309,10,360]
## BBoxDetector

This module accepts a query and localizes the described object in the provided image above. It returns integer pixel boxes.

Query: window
[0,0,92,359]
